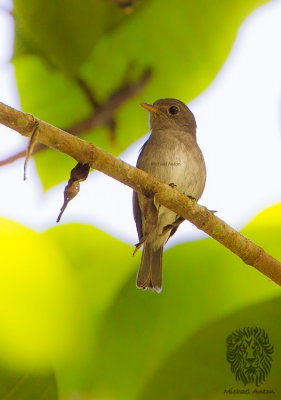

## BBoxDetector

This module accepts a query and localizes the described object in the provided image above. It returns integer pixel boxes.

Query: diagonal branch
[0,69,152,166]
[1,101,281,286]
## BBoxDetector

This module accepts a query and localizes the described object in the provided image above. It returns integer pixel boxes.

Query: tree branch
[0,69,152,166]
[1,101,281,286]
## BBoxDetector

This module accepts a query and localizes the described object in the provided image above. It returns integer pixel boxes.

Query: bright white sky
[0,0,281,248]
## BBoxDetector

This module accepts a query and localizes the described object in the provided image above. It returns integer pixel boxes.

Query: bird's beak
[140,103,161,114]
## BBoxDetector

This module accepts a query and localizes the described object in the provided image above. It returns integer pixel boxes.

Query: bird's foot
[161,224,174,236]
[161,217,184,236]
[207,208,217,214]
[169,182,177,188]
[187,194,196,200]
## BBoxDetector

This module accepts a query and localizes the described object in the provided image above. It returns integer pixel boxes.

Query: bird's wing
[133,191,143,241]
[133,138,150,241]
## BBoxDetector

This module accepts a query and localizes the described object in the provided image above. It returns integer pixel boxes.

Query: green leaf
[45,223,135,319]
[0,218,136,393]
[0,367,57,400]
[12,0,269,189]
[44,223,137,392]
[13,0,127,73]
[0,217,85,369]
[138,296,281,399]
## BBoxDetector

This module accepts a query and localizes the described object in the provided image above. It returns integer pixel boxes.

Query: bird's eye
[169,106,179,115]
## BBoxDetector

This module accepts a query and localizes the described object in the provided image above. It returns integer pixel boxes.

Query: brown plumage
[133,98,206,292]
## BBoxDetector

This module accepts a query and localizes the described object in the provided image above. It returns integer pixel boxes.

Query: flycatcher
[133,98,206,292]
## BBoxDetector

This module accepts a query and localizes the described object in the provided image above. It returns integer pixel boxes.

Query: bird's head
[141,98,196,135]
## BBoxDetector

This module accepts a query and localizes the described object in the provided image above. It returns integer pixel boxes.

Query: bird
[133,98,206,293]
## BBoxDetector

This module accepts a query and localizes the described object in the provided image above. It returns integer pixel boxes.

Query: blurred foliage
[1,204,281,398]
[0,366,57,400]
[13,0,127,72]
[12,0,268,189]
[139,296,281,400]
[0,218,86,369]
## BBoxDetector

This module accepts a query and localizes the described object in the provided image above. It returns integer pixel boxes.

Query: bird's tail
[136,242,163,293]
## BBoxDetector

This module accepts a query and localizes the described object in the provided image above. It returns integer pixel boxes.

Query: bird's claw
[161,224,174,236]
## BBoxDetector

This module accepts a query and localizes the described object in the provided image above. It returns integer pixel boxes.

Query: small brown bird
[133,98,206,292]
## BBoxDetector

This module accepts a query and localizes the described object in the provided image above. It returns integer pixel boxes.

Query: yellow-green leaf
[0,367,57,400]
[0,218,84,369]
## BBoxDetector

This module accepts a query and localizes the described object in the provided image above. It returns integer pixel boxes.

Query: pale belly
[141,142,205,199]
[137,130,206,246]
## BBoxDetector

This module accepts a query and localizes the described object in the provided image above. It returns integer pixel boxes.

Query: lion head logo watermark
[226,327,273,386]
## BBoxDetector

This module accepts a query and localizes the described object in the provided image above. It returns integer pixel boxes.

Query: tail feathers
[136,243,163,293]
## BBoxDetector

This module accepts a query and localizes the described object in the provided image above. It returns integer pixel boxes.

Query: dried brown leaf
[56,163,90,223]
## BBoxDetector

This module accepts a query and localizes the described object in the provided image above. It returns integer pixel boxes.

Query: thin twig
[1,101,281,286]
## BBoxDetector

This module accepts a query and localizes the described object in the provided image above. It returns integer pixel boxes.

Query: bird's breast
[137,131,206,200]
